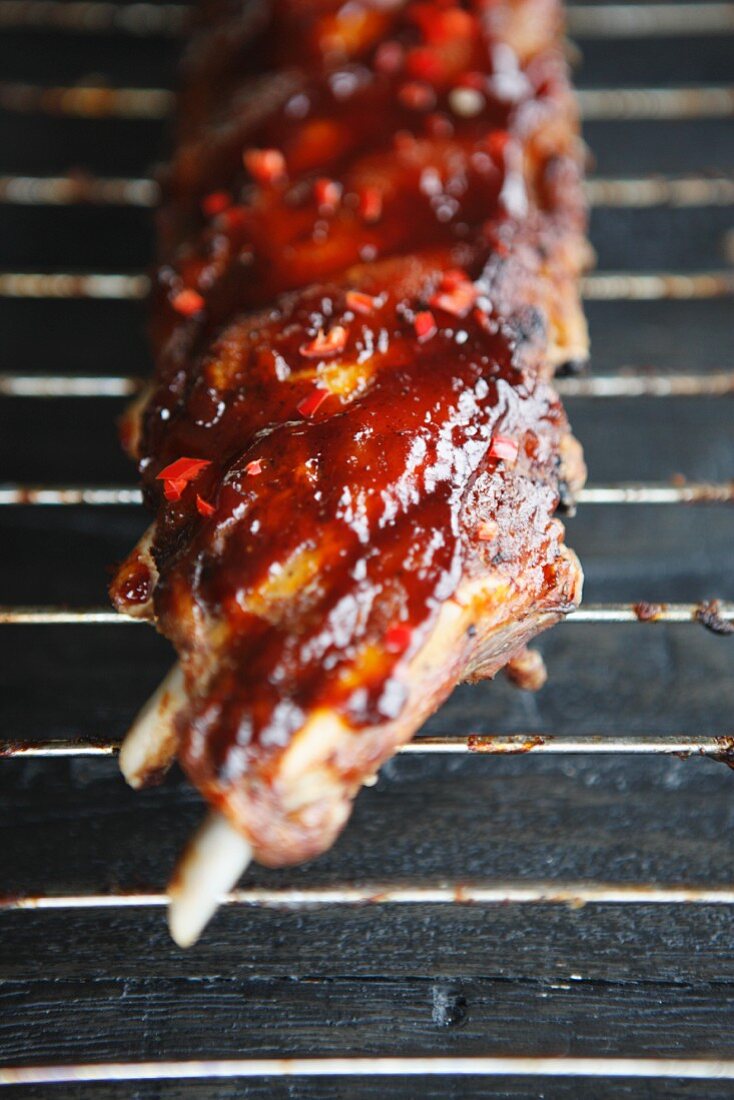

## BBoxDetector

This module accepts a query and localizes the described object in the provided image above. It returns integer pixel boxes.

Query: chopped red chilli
[358,186,383,223]
[201,191,231,217]
[222,205,248,231]
[245,459,263,476]
[398,81,436,111]
[157,457,212,483]
[429,270,477,317]
[299,325,349,359]
[414,310,437,342]
[297,387,330,418]
[314,177,342,211]
[487,129,510,160]
[171,288,205,316]
[163,478,188,502]
[405,46,443,82]
[489,434,519,463]
[385,621,412,654]
[157,457,212,501]
[243,147,287,185]
[374,40,404,74]
[346,290,378,315]
[414,5,474,44]
[196,494,216,517]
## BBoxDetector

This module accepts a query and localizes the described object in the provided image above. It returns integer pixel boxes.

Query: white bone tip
[167,811,253,948]
[119,663,184,789]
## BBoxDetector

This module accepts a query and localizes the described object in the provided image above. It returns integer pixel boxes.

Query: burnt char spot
[508,305,547,348]
[431,985,468,1028]
[696,600,734,636]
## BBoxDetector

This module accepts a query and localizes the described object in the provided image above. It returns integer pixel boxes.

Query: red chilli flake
[429,270,477,318]
[346,290,378,315]
[157,457,212,502]
[406,46,444,83]
[171,288,205,317]
[299,325,349,359]
[245,459,263,476]
[414,310,437,342]
[163,478,187,502]
[243,147,287,185]
[201,191,231,217]
[157,457,212,483]
[488,129,510,161]
[196,494,216,517]
[374,40,404,75]
[314,177,342,211]
[297,386,330,418]
[358,186,383,224]
[385,622,412,655]
[222,205,248,232]
[398,81,436,112]
[489,435,519,463]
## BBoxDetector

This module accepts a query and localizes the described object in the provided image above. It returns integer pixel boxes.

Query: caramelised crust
[111,0,588,868]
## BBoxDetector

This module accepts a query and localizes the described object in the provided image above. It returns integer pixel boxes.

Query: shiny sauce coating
[114,0,584,785]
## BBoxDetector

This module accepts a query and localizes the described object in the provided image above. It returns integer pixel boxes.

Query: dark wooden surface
[1,2,733,1097]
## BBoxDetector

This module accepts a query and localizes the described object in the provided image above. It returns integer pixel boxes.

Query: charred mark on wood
[431,985,468,1028]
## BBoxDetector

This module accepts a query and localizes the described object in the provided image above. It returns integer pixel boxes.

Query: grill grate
[1,0,733,1092]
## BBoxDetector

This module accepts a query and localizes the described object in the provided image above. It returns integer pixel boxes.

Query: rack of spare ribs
[108,0,591,945]
[1,0,734,1091]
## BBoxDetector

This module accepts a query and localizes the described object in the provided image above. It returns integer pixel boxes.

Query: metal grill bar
[581,271,734,300]
[4,882,734,912]
[2,0,734,38]
[0,0,187,34]
[0,272,148,298]
[3,734,732,759]
[556,371,734,397]
[2,482,732,506]
[7,1055,734,1086]
[1,603,731,625]
[585,175,734,208]
[0,81,174,117]
[568,2,734,37]
[0,374,141,396]
[1,82,732,120]
[0,173,159,206]
[1,271,732,300]
[577,86,734,120]
[2,371,733,399]
[2,173,733,208]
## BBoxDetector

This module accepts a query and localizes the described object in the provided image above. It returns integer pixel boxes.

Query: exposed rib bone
[119,663,184,789]
[167,812,253,948]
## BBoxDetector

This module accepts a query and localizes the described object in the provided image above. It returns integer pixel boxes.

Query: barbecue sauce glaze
[112,0,586,815]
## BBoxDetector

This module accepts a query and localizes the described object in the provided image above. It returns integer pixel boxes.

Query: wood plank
[3,749,734,983]
[2,621,732,742]
[5,901,734,984]
[3,976,734,1064]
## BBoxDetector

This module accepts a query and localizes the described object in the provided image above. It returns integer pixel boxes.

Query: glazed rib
[111,0,589,943]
